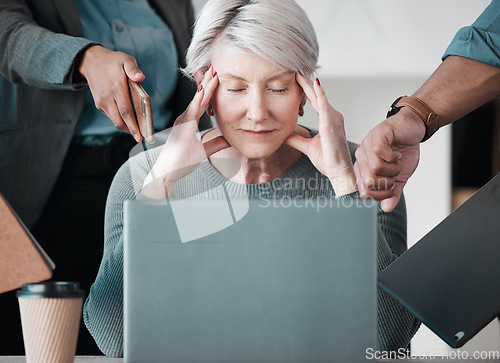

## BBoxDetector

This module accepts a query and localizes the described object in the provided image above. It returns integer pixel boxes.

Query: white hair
[182,0,319,79]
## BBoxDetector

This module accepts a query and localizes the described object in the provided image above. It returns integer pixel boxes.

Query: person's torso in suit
[0,0,206,227]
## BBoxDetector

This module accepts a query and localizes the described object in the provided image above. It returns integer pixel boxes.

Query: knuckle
[354,148,364,162]
[113,120,127,132]
[368,160,383,175]
[371,160,393,177]
[372,143,382,153]
[94,101,104,111]
[124,55,138,67]
[363,176,375,189]
[335,110,344,121]
[119,107,130,120]
[375,179,390,190]
[372,143,388,156]
[124,53,135,62]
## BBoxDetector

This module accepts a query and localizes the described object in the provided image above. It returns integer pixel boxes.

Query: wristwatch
[387,96,440,142]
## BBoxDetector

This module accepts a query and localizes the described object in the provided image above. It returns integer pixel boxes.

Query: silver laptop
[124,198,377,363]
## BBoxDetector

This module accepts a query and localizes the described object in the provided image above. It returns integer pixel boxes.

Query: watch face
[387,96,404,118]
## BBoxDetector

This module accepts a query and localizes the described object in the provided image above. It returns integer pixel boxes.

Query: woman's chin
[231,143,281,160]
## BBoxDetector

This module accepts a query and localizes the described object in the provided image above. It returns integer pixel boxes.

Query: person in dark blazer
[0,0,210,355]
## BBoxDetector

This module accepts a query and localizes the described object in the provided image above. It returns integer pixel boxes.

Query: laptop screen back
[124,198,377,363]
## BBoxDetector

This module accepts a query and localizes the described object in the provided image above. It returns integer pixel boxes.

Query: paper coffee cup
[17,282,85,363]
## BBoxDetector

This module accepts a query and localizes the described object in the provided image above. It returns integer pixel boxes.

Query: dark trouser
[0,134,136,355]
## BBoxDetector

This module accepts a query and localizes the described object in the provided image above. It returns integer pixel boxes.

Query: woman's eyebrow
[267,71,295,82]
[218,71,295,82]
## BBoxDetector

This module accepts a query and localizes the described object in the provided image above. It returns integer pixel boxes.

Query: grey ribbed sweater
[83,129,420,357]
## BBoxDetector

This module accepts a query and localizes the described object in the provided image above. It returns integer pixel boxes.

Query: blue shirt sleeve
[442,0,500,67]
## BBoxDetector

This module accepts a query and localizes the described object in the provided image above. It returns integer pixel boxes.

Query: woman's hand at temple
[140,66,230,199]
[285,74,357,196]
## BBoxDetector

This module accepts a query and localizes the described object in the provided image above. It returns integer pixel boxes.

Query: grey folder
[378,172,500,348]
[124,198,377,363]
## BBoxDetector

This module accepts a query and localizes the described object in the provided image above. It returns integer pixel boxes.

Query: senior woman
[83,0,420,357]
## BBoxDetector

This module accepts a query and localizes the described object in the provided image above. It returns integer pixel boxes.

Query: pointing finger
[115,84,141,142]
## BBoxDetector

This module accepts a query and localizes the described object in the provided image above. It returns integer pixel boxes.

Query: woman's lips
[239,129,275,137]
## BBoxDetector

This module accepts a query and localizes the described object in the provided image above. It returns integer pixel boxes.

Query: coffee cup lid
[17,282,85,298]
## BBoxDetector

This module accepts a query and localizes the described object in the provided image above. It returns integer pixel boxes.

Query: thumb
[203,135,231,157]
[380,181,405,212]
[369,124,400,163]
[284,133,310,155]
[123,55,145,82]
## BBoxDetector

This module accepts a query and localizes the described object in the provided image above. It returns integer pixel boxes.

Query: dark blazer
[0,0,207,228]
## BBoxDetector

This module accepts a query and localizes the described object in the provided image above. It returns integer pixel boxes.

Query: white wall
[191,0,497,356]
[297,0,491,78]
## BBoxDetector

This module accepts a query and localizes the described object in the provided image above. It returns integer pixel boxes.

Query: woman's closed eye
[270,88,288,95]
[226,88,288,94]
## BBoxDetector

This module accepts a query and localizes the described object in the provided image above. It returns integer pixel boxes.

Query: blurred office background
[192,0,499,356]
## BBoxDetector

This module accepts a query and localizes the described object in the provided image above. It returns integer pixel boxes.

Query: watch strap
[396,96,439,142]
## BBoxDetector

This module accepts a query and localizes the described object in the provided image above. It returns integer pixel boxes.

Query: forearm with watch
[390,56,500,142]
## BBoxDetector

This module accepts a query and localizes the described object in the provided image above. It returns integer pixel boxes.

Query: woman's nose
[246,91,269,122]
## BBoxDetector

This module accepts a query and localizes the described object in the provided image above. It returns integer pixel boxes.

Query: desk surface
[2,357,500,363]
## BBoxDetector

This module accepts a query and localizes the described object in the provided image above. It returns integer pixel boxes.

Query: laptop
[123,198,377,363]
[378,172,500,348]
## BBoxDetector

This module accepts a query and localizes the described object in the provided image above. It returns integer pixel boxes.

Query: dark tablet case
[0,194,54,294]
[378,172,500,348]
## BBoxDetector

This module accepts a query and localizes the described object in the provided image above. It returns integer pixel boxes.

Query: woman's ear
[300,94,307,108]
